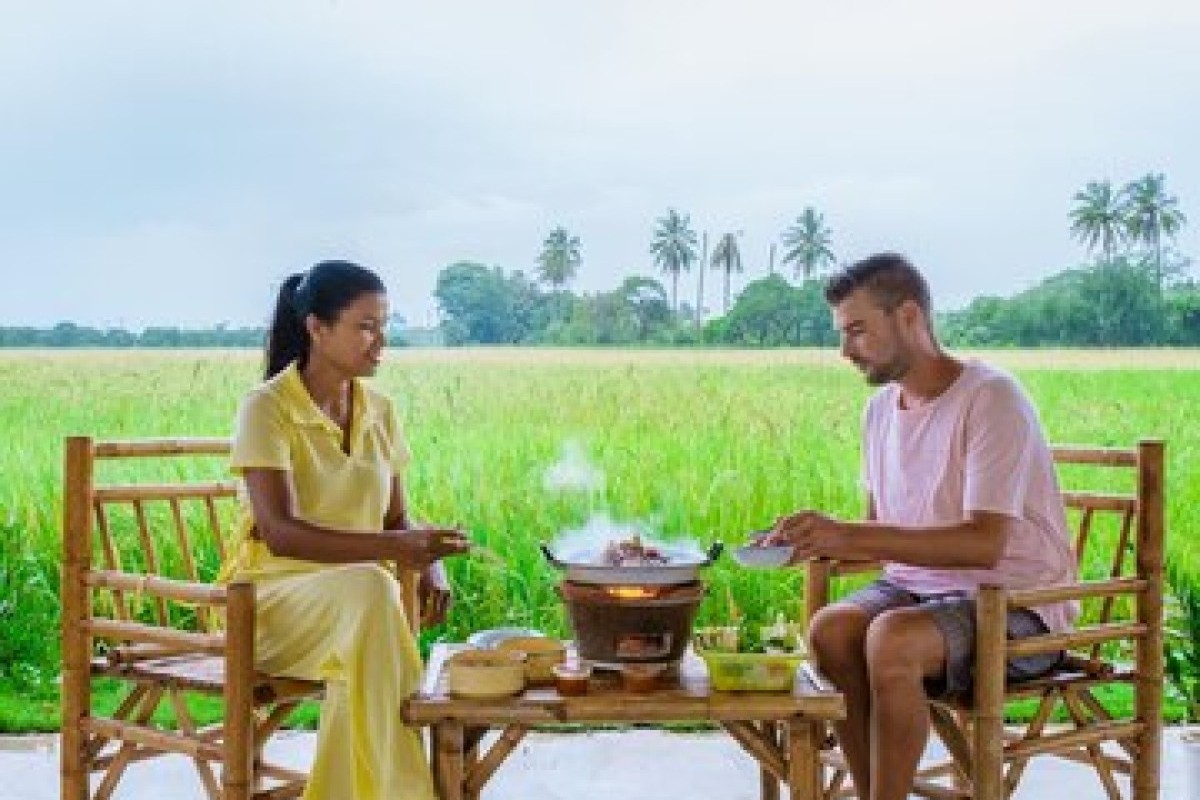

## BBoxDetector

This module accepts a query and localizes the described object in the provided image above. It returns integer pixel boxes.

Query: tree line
[437,171,1195,347]
[3,173,1191,348]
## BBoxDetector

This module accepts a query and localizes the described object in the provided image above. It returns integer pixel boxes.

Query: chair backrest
[64,436,424,639]
[1051,441,1165,662]
[65,437,238,635]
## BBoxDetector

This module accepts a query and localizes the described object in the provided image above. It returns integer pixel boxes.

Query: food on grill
[600,534,668,567]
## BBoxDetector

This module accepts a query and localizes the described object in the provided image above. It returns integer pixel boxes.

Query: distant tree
[1124,173,1187,293]
[708,275,835,346]
[434,261,526,344]
[942,259,1164,346]
[1165,282,1200,345]
[1069,180,1128,264]
[618,276,673,341]
[710,232,744,313]
[781,208,836,281]
[536,227,582,288]
[650,208,698,312]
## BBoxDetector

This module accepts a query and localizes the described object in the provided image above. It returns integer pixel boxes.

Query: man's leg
[863,608,947,800]
[807,603,875,797]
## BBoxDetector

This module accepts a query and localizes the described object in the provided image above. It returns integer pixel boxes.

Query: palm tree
[536,226,582,289]
[649,209,698,312]
[781,208,836,281]
[1124,173,1187,292]
[1068,180,1128,265]
[710,232,743,314]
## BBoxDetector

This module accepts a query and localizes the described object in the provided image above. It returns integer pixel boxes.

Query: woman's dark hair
[264,260,386,379]
[824,252,932,315]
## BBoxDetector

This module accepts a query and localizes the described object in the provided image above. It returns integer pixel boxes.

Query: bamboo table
[403,644,846,800]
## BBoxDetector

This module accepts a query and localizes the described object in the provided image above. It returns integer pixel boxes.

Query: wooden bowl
[495,637,566,684]
[446,649,526,698]
[620,662,667,693]
[552,662,593,696]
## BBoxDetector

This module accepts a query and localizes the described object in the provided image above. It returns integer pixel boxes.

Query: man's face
[831,288,912,386]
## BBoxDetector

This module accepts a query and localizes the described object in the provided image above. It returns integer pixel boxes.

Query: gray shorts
[842,578,1063,699]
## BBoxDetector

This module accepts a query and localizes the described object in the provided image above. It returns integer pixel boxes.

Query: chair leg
[973,588,1007,800]
[223,583,255,800]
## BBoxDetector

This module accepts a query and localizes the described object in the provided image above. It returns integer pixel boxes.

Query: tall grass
[1,349,1198,720]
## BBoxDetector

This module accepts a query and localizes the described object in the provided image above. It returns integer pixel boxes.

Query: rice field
[1,348,1198,729]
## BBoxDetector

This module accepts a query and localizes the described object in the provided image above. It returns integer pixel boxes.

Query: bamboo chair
[60,436,423,800]
[804,440,1165,800]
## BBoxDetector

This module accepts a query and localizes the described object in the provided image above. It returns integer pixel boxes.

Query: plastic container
[446,649,526,698]
[697,650,804,692]
[495,636,566,685]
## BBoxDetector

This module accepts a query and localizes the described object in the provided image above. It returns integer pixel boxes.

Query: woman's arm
[384,476,410,531]
[243,469,466,568]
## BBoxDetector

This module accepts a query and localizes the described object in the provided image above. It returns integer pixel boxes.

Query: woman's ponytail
[264,274,309,379]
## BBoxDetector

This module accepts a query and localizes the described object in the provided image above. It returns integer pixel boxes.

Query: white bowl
[466,627,546,649]
[733,544,796,568]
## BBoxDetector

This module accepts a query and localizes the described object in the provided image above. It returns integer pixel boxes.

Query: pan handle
[703,542,724,565]
[540,543,567,569]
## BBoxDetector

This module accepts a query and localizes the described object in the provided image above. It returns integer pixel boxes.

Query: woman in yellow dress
[220,260,469,800]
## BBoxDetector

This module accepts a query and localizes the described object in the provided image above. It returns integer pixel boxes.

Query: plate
[732,544,796,568]
[466,627,546,649]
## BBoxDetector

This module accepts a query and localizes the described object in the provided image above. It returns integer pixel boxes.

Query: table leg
[429,727,441,795]
[787,719,821,800]
[464,726,483,800]
[435,722,465,800]
[760,721,781,800]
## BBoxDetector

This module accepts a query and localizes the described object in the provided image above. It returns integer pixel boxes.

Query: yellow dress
[219,363,434,800]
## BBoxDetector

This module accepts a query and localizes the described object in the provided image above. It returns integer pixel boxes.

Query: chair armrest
[1006,577,1147,609]
[823,559,884,577]
[86,569,229,606]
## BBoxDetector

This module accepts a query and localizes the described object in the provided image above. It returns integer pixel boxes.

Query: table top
[403,644,845,725]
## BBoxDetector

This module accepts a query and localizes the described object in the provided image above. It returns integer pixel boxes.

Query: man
[763,253,1077,800]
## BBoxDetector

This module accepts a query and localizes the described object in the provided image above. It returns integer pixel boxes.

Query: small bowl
[552,662,593,696]
[495,636,566,685]
[621,662,667,693]
[446,649,526,698]
[732,544,796,569]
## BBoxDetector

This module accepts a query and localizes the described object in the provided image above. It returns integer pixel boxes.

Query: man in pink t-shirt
[762,253,1076,800]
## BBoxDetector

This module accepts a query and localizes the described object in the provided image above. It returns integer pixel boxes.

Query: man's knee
[865,611,944,687]
[807,603,871,668]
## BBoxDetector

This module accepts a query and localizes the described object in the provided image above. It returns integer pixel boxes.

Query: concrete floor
[1,728,1192,799]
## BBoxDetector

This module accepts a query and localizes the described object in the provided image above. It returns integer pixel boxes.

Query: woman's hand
[390,527,471,569]
[419,561,453,626]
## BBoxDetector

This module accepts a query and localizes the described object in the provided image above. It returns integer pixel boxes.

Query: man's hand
[419,560,453,626]
[758,511,854,564]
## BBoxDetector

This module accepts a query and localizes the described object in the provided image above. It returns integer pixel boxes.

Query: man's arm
[770,509,1014,570]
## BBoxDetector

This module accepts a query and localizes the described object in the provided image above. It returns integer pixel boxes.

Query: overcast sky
[2,0,1196,329]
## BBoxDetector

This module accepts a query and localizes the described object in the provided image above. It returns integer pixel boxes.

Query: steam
[551,512,704,563]
[542,439,605,493]
[542,439,701,560]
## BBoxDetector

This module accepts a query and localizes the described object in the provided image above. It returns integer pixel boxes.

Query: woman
[220,260,469,800]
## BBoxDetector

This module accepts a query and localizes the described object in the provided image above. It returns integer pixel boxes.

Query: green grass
[1,348,1198,731]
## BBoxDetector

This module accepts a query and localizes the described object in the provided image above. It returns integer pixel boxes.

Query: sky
[2,0,1197,329]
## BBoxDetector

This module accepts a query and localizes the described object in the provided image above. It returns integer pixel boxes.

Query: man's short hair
[824,253,932,314]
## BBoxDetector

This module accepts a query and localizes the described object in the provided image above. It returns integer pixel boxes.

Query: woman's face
[307,291,388,377]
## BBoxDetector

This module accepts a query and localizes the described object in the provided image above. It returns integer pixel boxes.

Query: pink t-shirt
[862,360,1078,632]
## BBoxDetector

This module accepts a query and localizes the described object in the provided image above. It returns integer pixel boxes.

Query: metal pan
[540,541,723,586]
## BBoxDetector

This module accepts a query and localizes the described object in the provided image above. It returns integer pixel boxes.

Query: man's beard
[860,354,909,386]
